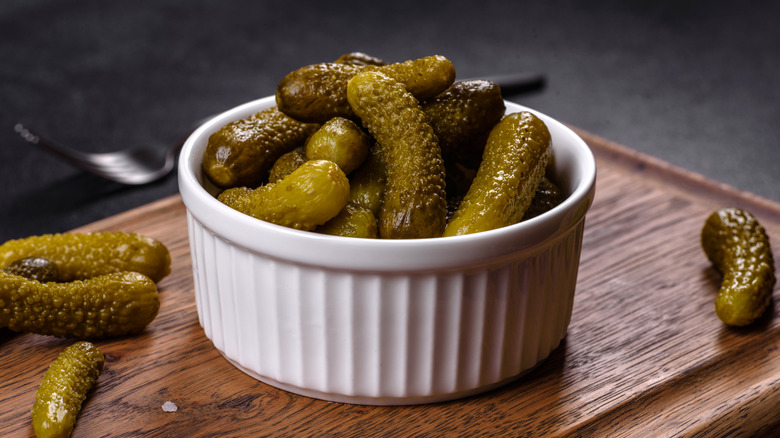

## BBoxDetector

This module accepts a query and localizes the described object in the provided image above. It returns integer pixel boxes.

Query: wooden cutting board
[1,129,778,437]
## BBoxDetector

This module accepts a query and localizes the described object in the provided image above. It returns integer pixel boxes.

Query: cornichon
[443,111,552,236]
[347,142,386,218]
[0,232,170,283]
[317,203,378,238]
[32,341,104,438]
[305,117,371,175]
[701,208,776,326]
[218,159,349,231]
[0,270,160,338]
[276,55,456,123]
[347,70,447,239]
[268,150,307,184]
[202,107,318,189]
[421,80,506,169]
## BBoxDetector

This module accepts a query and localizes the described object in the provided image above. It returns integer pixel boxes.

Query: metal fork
[14,123,183,185]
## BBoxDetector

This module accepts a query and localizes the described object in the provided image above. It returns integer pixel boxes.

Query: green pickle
[268,150,307,184]
[0,232,170,283]
[276,55,455,123]
[317,203,378,238]
[304,117,370,174]
[347,142,387,217]
[701,208,776,326]
[218,160,349,231]
[444,111,552,236]
[421,80,506,169]
[32,341,104,438]
[347,70,447,239]
[0,270,160,338]
[202,107,318,189]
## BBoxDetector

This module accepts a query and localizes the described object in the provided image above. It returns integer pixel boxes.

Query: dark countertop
[1,0,779,242]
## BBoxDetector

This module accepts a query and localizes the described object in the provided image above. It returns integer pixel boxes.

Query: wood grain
[2,129,779,437]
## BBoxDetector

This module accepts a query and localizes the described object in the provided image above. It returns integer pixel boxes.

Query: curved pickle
[701,208,776,326]
[32,341,105,438]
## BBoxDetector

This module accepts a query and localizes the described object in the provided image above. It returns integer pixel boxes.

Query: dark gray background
[1,0,778,242]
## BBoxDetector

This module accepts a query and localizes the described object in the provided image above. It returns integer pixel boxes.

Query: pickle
[202,107,318,189]
[347,142,387,217]
[0,232,170,283]
[32,341,104,438]
[347,70,447,239]
[334,52,387,66]
[268,150,307,184]
[701,208,776,326]
[421,80,506,169]
[443,111,552,236]
[522,177,565,220]
[276,55,455,123]
[304,117,370,174]
[317,203,378,238]
[218,160,349,231]
[3,257,59,282]
[0,270,160,338]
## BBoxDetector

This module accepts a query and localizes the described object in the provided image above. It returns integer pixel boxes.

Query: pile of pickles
[203,52,563,239]
[0,232,171,437]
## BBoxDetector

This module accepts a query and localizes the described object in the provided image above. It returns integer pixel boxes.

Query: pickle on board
[443,111,552,236]
[0,232,170,283]
[347,70,447,239]
[701,208,776,326]
[32,341,104,438]
[202,107,318,189]
[268,150,307,184]
[218,160,350,231]
[421,80,506,169]
[317,203,378,238]
[2,257,59,283]
[304,117,370,175]
[276,55,456,123]
[0,270,160,338]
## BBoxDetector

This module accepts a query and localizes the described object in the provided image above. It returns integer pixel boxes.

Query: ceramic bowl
[178,95,596,405]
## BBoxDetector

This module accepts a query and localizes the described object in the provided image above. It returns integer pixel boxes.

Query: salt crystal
[162,401,178,412]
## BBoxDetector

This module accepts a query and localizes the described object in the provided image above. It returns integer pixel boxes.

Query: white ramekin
[178,95,596,405]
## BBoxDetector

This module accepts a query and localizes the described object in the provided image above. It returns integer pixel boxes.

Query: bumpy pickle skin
[0,270,160,338]
[421,80,506,169]
[276,55,455,123]
[268,150,307,184]
[701,208,776,326]
[443,111,552,236]
[32,341,104,438]
[0,232,170,283]
[304,117,370,175]
[202,107,318,189]
[218,160,350,231]
[347,70,447,239]
[347,142,387,217]
[317,203,378,238]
